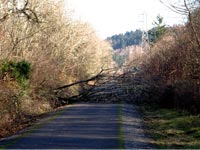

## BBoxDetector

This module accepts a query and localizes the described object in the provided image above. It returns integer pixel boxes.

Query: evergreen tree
[148,15,167,44]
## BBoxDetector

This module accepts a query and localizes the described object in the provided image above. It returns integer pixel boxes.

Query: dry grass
[0,79,54,138]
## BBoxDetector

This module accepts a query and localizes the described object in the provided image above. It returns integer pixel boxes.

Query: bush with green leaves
[0,60,31,83]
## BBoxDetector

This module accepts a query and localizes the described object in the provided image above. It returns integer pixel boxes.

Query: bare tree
[160,0,200,48]
[0,0,39,23]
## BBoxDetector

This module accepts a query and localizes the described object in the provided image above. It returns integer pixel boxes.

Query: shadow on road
[1,104,120,149]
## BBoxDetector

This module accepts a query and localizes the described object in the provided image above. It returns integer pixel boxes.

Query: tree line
[110,15,167,68]
[107,17,167,50]
[106,30,143,50]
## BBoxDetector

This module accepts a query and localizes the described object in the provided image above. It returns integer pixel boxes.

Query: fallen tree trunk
[53,70,107,105]
[55,70,104,91]
[54,68,135,105]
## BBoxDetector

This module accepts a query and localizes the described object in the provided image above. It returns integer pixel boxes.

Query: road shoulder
[122,104,154,149]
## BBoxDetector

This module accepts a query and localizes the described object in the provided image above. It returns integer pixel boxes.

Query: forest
[106,15,167,50]
[107,30,142,50]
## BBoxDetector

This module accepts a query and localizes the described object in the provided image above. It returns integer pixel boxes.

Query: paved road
[0,104,120,149]
[0,103,154,149]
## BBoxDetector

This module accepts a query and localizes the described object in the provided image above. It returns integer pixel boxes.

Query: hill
[106,30,142,50]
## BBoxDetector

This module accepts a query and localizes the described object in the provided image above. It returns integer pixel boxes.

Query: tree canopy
[148,15,167,44]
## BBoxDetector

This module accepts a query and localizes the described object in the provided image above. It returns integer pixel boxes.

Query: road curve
[0,104,120,149]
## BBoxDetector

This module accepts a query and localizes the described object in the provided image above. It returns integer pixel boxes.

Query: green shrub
[15,60,31,80]
[0,60,31,84]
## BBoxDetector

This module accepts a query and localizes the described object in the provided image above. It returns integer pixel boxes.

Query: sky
[65,0,186,39]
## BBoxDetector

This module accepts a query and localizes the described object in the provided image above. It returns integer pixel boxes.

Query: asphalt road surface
[1,104,121,149]
[0,103,153,149]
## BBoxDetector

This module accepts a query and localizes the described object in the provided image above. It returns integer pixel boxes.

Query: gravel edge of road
[122,104,155,149]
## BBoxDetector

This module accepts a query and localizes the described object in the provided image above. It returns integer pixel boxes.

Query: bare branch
[0,0,39,23]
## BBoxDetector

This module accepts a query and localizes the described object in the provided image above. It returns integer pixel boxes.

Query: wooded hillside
[107,30,142,50]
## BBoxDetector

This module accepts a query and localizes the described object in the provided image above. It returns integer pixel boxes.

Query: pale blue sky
[65,0,185,39]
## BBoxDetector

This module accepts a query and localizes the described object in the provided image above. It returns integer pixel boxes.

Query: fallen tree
[55,70,104,91]
[54,67,137,105]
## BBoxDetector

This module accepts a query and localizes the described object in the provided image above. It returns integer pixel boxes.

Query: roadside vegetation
[0,0,112,138]
[115,0,200,148]
[141,105,200,148]
[128,0,200,113]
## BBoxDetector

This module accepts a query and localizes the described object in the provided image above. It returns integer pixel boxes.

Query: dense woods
[107,30,142,50]
[0,0,112,137]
